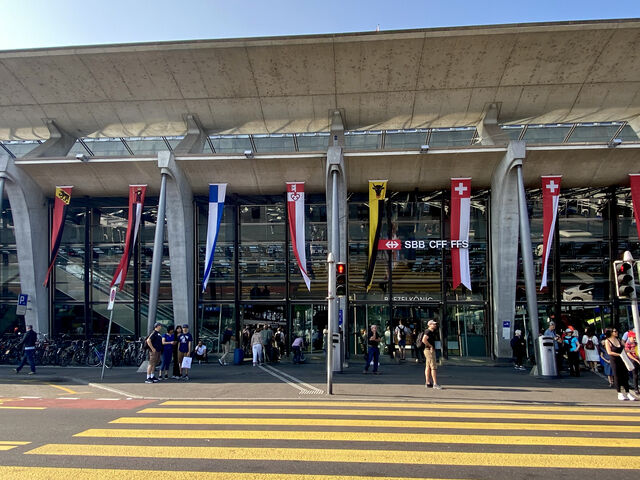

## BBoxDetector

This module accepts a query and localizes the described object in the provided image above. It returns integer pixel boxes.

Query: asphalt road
[1,360,639,479]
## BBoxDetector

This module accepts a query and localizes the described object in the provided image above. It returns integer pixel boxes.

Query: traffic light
[336,262,347,296]
[614,260,636,298]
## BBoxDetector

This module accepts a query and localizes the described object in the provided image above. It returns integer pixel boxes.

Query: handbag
[620,349,635,372]
[181,356,193,369]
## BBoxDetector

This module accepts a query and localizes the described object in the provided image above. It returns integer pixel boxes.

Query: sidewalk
[1,357,633,407]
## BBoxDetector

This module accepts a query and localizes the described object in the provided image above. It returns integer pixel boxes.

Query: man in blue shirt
[15,325,37,375]
[178,324,193,380]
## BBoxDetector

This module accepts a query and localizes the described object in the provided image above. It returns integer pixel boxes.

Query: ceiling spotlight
[75,153,89,162]
[244,149,254,158]
[420,144,430,153]
[608,138,622,148]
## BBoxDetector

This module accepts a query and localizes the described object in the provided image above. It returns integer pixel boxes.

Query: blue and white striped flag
[201,184,227,293]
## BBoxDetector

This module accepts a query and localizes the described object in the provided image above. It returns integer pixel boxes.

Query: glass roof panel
[2,141,40,157]
[296,133,329,152]
[253,134,295,153]
[211,135,252,154]
[567,124,621,143]
[125,137,168,155]
[521,125,571,144]
[344,131,381,150]
[67,140,90,156]
[429,128,475,147]
[617,125,640,142]
[165,137,184,151]
[500,125,524,141]
[84,138,130,156]
[384,130,427,149]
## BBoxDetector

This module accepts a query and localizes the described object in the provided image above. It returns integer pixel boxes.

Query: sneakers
[183,375,190,381]
[426,383,433,388]
[164,375,168,380]
[627,393,637,401]
[618,392,627,401]
[218,358,224,366]
[14,368,19,374]
[171,375,179,379]
[432,384,442,390]
[145,378,154,384]
[27,371,36,375]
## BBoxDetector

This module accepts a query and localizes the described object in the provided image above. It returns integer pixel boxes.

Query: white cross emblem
[546,180,558,194]
[454,182,468,196]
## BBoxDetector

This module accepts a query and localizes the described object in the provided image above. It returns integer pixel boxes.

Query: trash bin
[233,348,244,365]
[536,336,558,377]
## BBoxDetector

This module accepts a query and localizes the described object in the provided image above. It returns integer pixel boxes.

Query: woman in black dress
[172,325,183,379]
[604,327,635,401]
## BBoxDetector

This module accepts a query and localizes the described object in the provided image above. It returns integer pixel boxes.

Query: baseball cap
[515,329,522,335]
[154,322,162,328]
[428,320,437,326]
[182,324,189,328]
[565,328,572,334]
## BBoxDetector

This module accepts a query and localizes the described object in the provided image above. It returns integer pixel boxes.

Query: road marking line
[24,444,640,469]
[109,416,640,432]
[0,406,46,410]
[87,382,142,399]
[73,428,640,447]
[257,364,319,394]
[47,384,77,394]
[0,441,30,445]
[136,406,640,422]
[58,397,79,400]
[96,398,120,401]
[0,466,461,480]
[19,396,40,399]
[157,400,640,413]
[260,364,324,394]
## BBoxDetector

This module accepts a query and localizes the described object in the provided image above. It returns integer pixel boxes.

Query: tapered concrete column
[490,141,526,358]
[173,114,207,154]
[157,151,194,331]
[25,120,76,158]
[0,153,49,335]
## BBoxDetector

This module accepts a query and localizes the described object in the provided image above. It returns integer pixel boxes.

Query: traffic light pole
[326,252,335,395]
[624,252,640,337]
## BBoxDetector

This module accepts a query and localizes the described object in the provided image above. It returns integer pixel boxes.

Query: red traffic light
[336,263,346,275]
[614,260,636,298]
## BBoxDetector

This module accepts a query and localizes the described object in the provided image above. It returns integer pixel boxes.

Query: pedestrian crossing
[5,399,640,479]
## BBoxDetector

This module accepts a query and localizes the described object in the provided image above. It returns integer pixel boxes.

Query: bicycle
[86,341,113,368]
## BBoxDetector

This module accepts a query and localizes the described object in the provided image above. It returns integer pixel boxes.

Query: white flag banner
[540,176,562,290]
[450,178,472,291]
[201,184,227,293]
[287,182,311,291]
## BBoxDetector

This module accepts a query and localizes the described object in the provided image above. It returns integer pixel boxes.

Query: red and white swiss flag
[450,178,471,291]
[631,174,640,241]
[540,176,562,290]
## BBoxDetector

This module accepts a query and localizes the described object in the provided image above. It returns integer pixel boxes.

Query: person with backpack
[582,327,600,372]
[563,328,581,377]
[394,320,410,362]
[219,326,233,366]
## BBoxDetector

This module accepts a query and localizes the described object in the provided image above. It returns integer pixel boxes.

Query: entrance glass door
[445,305,487,357]
[392,305,441,359]
[291,304,328,354]
[351,305,390,358]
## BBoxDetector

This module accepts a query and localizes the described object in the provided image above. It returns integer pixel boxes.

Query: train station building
[0,19,639,360]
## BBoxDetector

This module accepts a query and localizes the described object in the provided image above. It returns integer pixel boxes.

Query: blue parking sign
[17,293,28,315]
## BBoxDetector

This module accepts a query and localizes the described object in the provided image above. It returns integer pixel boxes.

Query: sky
[1,0,639,50]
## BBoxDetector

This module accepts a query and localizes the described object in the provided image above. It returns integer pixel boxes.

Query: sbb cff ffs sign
[378,239,469,250]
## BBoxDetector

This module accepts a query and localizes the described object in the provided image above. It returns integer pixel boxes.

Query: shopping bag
[181,356,193,369]
[620,349,634,372]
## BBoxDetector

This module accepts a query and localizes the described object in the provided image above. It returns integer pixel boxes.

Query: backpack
[415,332,424,348]
[142,334,151,351]
[397,326,406,342]
[585,337,595,350]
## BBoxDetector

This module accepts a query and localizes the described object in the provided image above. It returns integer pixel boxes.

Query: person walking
[564,328,581,377]
[177,324,193,380]
[291,334,304,364]
[145,322,163,383]
[599,332,614,387]
[625,331,640,395]
[582,327,600,372]
[219,326,233,366]
[362,325,382,375]
[394,320,410,361]
[171,325,183,379]
[251,326,263,366]
[422,320,441,389]
[604,327,635,401]
[510,329,526,370]
[15,325,37,375]
[159,325,176,380]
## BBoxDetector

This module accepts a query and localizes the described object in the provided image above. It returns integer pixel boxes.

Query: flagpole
[147,173,168,332]
[101,287,117,380]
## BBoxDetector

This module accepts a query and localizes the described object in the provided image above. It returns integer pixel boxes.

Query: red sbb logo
[378,239,401,250]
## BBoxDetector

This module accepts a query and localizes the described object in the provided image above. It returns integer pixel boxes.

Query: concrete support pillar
[477,103,506,146]
[25,120,77,158]
[490,141,526,358]
[173,114,207,154]
[0,153,49,335]
[326,110,347,371]
[157,151,194,332]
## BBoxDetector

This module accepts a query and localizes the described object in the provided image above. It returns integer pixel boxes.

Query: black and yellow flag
[365,180,387,291]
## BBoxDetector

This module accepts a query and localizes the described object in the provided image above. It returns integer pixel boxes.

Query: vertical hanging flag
[450,178,472,291]
[44,186,73,287]
[630,174,640,241]
[111,185,147,291]
[287,182,310,291]
[366,180,387,292]
[540,175,562,290]
[201,183,227,293]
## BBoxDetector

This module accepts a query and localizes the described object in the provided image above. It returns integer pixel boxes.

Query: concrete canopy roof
[1,19,640,140]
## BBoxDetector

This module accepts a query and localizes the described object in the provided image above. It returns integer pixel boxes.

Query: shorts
[148,350,161,370]
[424,348,437,371]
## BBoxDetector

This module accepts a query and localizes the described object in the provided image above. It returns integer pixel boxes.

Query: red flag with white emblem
[541,176,562,290]
[111,185,146,291]
[630,174,640,241]
[287,182,310,291]
[451,178,471,291]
